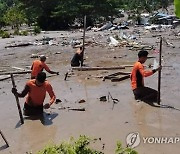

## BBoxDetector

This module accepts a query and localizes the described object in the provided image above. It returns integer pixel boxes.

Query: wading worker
[12,72,56,116]
[31,55,59,79]
[131,50,161,102]
[71,47,83,67]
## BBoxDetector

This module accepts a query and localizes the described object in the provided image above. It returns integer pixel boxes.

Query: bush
[21,30,28,36]
[115,141,138,154]
[0,30,10,38]
[37,135,102,154]
[33,26,41,35]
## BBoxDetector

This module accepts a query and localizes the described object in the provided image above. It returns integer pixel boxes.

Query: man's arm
[43,63,59,75]
[44,83,56,109]
[139,65,160,77]
[12,85,30,98]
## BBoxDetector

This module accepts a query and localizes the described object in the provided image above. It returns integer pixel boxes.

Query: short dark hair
[138,50,148,58]
[36,72,46,83]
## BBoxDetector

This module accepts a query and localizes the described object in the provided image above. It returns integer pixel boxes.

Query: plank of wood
[72,66,125,71]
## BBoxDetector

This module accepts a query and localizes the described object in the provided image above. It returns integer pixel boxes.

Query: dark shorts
[133,87,158,102]
[23,103,43,116]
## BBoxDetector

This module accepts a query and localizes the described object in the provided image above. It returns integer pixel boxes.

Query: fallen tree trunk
[72,66,125,71]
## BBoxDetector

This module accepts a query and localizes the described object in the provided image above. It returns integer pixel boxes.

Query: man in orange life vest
[131,50,161,102]
[12,72,56,116]
[31,55,59,79]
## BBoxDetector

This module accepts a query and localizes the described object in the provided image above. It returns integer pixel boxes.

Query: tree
[174,0,180,17]
[3,4,26,30]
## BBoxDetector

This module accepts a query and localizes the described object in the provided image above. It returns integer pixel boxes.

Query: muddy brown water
[0,29,180,154]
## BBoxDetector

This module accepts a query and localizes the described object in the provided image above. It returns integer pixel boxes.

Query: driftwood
[68,108,86,111]
[72,66,125,71]
[111,75,130,82]
[0,70,31,76]
[108,92,119,110]
[103,71,131,81]
[5,42,33,48]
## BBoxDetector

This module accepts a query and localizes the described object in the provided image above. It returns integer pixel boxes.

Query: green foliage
[3,4,27,30]
[0,0,175,30]
[0,30,10,38]
[174,0,180,18]
[21,30,28,36]
[37,136,138,154]
[37,135,103,154]
[115,141,138,154]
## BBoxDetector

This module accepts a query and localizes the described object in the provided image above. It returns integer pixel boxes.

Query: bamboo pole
[10,74,24,124]
[157,37,162,105]
[81,15,86,67]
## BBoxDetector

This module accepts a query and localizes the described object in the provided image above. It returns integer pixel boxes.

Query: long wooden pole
[0,130,9,147]
[81,15,86,67]
[157,37,162,105]
[10,74,24,124]
[72,66,125,71]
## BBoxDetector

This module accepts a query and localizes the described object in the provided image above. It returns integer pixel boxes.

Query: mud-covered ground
[0,27,180,154]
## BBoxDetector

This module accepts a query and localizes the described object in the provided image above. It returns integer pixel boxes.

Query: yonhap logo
[126,132,141,148]
[126,132,180,148]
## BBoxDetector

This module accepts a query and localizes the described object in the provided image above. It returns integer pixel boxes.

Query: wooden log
[72,66,125,71]
[0,130,9,147]
[0,70,31,76]
[10,74,24,124]
[111,75,130,82]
